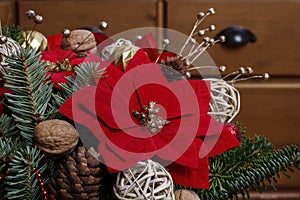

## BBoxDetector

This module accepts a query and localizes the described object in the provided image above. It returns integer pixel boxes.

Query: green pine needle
[0,114,17,138]
[4,146,47,200]
[49,62,105,119]
[189,135,299,200]
[1,25,25,45]
[4,47,53,144]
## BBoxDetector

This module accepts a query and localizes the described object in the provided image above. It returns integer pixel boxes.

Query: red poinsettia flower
[46,34,63,50]
[41,49,102,88]
[59,48,239,189]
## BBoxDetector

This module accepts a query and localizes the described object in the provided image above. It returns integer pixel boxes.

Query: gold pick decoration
[22,30,48,51]
[113,45,140,71]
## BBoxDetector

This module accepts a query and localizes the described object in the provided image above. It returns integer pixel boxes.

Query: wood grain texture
[0,0,16,25]
[236,78,300,189]
[17,0,159,36]
[168,0,300,76]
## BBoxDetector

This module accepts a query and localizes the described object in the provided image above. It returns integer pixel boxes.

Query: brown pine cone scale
[47,145,107,200]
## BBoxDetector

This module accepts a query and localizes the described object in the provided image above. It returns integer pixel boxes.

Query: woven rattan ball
[34,119,79,156]
[0,36,21,65]
[114,160,174,200]
[174,189,200,200]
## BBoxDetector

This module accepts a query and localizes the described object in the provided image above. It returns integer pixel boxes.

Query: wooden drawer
[236,79,300,189]
[168,0,300,76]
[0,0,16,25]
[17,0,162,36]
[236,79,300,149]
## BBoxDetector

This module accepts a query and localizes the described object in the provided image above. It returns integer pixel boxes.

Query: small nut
[34,119,79,156]
[174,189,200,200]
[62,29,96,53]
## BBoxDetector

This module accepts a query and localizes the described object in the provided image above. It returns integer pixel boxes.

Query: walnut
[174,189,201,200]
[34,119,79,156]
[61,29,96,57]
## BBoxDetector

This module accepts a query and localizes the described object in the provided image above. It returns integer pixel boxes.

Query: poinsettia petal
[134,33,157,62]
[46,34,63,50]
[101,125,158,153]
[207,125,240,157]
[41,49,74,63]
[59,86,154,172]
[96,65,123,90]
[124,49,152,72]
[47,71,74,88]
[156,117,201,168]
[99,139,155,173]
[134,66,203,119]
[167,157,209,189]
[157,51,177,63]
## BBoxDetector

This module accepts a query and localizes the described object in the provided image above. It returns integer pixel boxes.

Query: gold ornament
[113,44,140,71]
[45,58,73,72]
[132,101,170,134]
[22,30,48,51]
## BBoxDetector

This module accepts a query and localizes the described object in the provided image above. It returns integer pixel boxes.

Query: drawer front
[17,0,160,36]
[0,0,15,25]
[236,80,300,189]
[168,0,300,76]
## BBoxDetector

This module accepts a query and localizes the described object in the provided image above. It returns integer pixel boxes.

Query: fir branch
[1,25,25,45]
[4,48,53,144]
[0,138,16,172]
[61,62,104,98]
[49,62,105,119]
[0,138,18,199]
[191,135,300,200]
[4,146,48,200]
[0,114,18,138]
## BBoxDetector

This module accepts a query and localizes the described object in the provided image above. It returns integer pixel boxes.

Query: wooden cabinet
[168,0,300,192]
[0,0,16,26]
[2,0,299,195]
[168,0,300,76]
[17,0,163,36]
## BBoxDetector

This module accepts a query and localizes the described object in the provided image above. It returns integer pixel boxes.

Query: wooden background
[1,0,299,198]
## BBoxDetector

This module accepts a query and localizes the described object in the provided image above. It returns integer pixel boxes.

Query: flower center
[45,58,72,72]
[132,101,170,134]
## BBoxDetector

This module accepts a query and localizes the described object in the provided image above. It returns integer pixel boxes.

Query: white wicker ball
[114,160,174,200]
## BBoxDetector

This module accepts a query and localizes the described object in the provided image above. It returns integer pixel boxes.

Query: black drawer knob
[215,26,256,47]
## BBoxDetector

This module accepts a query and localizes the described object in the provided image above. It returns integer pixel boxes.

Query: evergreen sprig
[0,114,17,138]
[49,62,105,119]
[4,146,48,200]
[1,25,25,45]
[0,138,16,198]
[4,48,53,143]
[190,135,300,200]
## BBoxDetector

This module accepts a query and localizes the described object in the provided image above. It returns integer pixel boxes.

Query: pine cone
[160,57,190,82]
[47,145,107,200]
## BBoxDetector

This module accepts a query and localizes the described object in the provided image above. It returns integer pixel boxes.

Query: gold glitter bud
[0,36,7,44]
[99,21,108,31]
[34,15,43,24]
[25,10,36,19]
[62,29,71,38]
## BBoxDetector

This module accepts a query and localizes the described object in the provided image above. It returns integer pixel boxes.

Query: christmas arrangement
[0,8,299,200]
